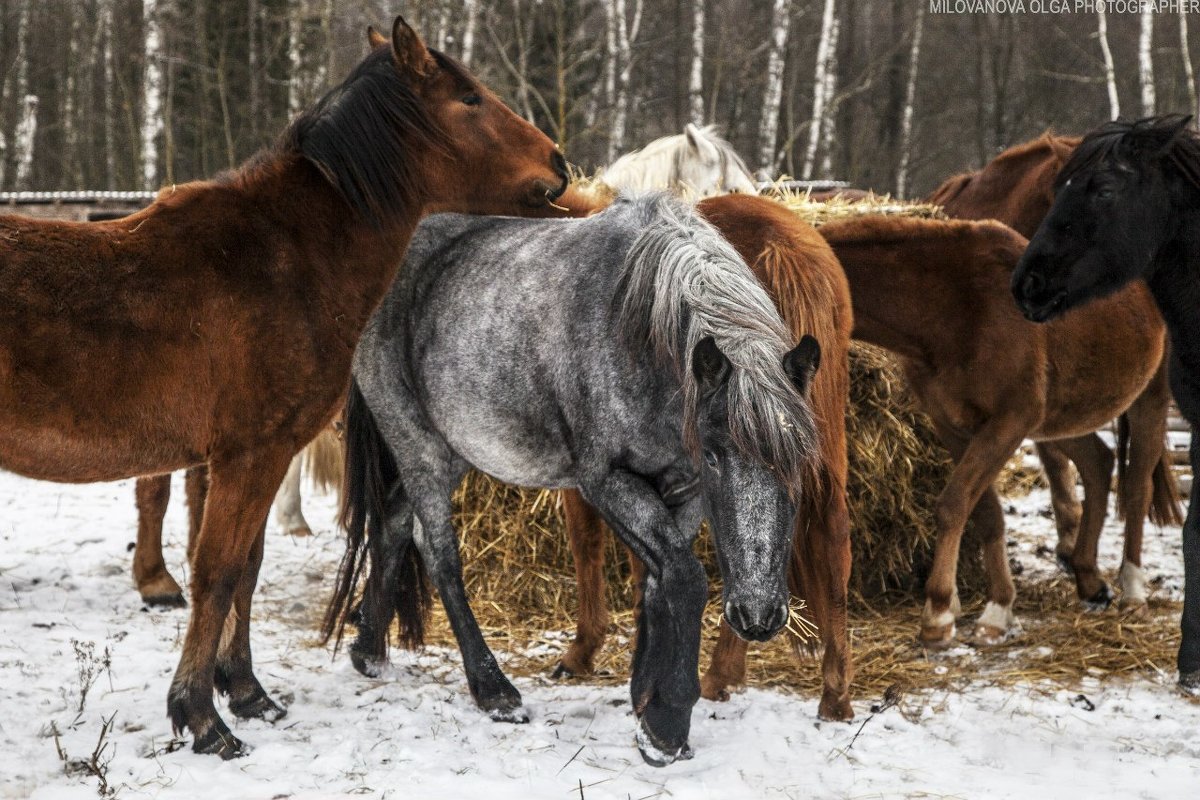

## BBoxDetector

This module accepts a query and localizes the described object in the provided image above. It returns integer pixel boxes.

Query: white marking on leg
[1118,561,1148,605]
[976,601,1016,633]
[273,455,310,534]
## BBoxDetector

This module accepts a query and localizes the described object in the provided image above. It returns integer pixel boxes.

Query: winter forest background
[0,1,1192,199]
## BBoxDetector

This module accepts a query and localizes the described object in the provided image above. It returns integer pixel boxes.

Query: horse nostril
[551,151,568,179]
[1022,271,1045,299]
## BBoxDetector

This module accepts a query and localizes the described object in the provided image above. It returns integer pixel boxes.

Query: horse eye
[703,450,720,470]
[1096,188,1114,200]
[462,93,482,107]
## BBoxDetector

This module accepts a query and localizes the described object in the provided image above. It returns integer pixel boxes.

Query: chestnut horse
[819,215,1166,645]
[0,18,566,757]
[357,188,857,720]
[929,133,1180,611]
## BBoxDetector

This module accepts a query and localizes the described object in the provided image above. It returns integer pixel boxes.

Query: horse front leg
[134,474,186,607]
[273,454,313,537]
[1052,434,1116,609]
[167,448,293,758]
[921,417,1026,648]
[556,488,612,678]
[582,470,705,767]
[1179,435,1200,691]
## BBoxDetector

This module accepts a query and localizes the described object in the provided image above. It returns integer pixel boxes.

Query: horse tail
[1150,435,1185,526]
[322,380,431,650]
[1114,413,1185,527]
[1115,414,1130,521]
[303,426,345,494]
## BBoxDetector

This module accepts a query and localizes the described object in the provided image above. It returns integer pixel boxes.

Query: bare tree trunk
[462,0,479,66]
[13,95,38,190]
[818,15,840,179]
[288,0,304,116]
[0,0,32,188]
[141,0,165,189]
[1182,7,1198,120]
[435,1,450,52]
[62,12,84,187]
[1140,5,1156,117]
[756,0,792,174]
[801,0,837,180]
[248,0,261,142]
[895,1,924,199]
[1097,7,1120,119]
[101,0,117,187]
[606,0,642,162]
[688,0,705,124]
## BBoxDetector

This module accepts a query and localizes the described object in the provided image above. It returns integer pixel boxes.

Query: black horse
[1011,114,1200,691]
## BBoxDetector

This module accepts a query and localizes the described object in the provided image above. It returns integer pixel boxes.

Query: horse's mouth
[546,173,569,202]
[1022,290,1068,323]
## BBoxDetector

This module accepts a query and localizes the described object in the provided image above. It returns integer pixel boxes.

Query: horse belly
[444,423,575,488]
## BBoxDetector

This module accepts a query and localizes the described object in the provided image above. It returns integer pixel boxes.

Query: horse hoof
[1055,553,1075,576]
[635,718,687,767]
[1180,670,1200,694]
[350,649,387,678]
[817,694,853,722]
[1082,584,1114,612]
[192,726,250,760]
[283,524,313,538]
[699,674,732,702]
[141,592,186,609]
[919,623,956,650]
[229,691,286,723]
[971,624,1011,647]
[487,705,530,724]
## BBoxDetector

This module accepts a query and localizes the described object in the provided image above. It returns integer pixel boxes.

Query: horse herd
[2,17,1198,768]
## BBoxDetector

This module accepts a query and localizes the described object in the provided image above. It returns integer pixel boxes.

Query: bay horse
[326,194,821,766]
[820,214,1165,646]
[599,124,758,196]
[132,429,343,607]
[0,18,567,758]
[1012,114,1200,690]
[929,133,1181,612]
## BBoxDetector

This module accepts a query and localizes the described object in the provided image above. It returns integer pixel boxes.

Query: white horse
[599,123,757,197]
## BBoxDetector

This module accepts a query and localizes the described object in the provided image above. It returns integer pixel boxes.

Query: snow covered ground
[2,469,1199,799]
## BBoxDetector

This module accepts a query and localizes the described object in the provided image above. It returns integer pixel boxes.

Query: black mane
[1057,114,1200,192]
[284,47,466,227]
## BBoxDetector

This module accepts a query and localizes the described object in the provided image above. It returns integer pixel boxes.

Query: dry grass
[771,188,947,227]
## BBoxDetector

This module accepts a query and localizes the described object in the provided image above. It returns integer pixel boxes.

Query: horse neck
[238,153,422,327]
[1147,208,1200,407]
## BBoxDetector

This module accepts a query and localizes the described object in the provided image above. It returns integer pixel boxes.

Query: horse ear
[782,335,820,395]
[692,336,731,393]
[390,15,434,78]
[367,25,388,49]
[685,123,704,152]
[1158,115,1194,152]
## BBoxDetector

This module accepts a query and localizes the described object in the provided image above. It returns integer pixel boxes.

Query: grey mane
[615,193,819,488]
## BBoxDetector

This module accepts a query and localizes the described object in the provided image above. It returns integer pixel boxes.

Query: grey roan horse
[325,194,821,766]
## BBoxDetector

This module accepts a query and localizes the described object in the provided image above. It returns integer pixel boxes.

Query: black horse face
[1013,155,1173,323]
[691,336,818,643]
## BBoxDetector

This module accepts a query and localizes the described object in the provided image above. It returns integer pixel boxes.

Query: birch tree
[13,95,37,190]
[895,1,924,198]
[605,0,643,162]
[1140,5,1156,117]
[818,14,840,180]
[142,0,165,190]
[462,0,479,66]
[688,0,705,124]
[802,0,839,180]
[0,0,32,188]
[1097,6,1120,119]
[756,0,792,174]
[101,0,117,187]
[1182,7,1198,119]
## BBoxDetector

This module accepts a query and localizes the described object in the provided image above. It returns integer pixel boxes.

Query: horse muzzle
[724,598,789,643]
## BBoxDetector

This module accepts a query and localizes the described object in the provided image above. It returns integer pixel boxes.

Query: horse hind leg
[1037,442,1082,573]
[349,486,416,677]
[1115,366,1176,614]
[168,448,293,758]
[556,489,612,678]
[411,487,527,723]
[134,474,186,607]
[273,454,313,537]
[969,486,1019,646]
[1053,434,1116,609]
